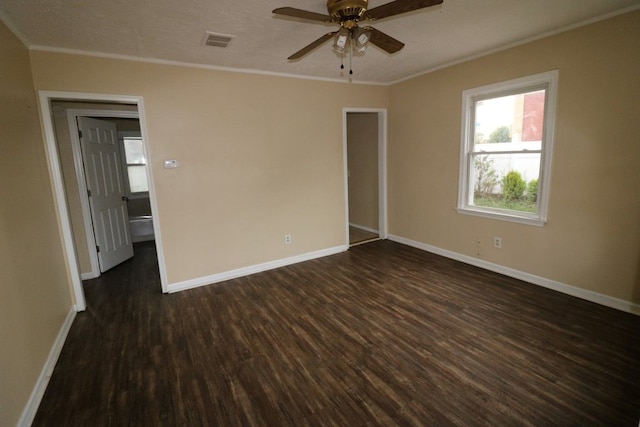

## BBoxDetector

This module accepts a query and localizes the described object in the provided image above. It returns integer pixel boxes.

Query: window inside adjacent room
[121,135,149,196]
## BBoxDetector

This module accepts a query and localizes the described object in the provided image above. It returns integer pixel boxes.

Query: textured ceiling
[1,0,639,84]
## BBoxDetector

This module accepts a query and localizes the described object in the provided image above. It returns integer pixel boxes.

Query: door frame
[38,91,168,311]
[342,108,388,245]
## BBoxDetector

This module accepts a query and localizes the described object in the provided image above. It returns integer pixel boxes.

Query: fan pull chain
[349,43,353,75]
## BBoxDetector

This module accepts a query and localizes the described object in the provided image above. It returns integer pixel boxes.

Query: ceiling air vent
[204,32,235,48]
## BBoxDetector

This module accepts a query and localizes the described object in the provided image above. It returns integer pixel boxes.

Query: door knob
[122,196,129,202]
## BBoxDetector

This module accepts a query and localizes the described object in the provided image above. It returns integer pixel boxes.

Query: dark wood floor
[33,240,640,426]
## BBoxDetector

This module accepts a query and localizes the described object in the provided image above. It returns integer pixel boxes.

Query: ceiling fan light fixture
[333,28,350,52]
[353,27,371,52]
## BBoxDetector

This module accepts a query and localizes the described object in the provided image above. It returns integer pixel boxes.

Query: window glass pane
[475,90,545,149]
[127,165,149,193]
[472,153,540,213]
[123,137,145,164]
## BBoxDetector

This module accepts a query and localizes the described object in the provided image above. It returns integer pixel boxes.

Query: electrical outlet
[475,239,481,256]
[284,234,292,245]
[493,236,502,249]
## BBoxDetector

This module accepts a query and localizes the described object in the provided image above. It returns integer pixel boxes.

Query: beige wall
[347,112,379,230]
[388,11,640,303]
[30,52,389,284]
[0,20,73,426]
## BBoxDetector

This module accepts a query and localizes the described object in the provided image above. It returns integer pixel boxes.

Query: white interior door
[78,117,134,272]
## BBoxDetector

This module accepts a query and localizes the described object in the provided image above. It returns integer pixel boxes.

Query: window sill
[456,206,546,227]
[127,192,150,200]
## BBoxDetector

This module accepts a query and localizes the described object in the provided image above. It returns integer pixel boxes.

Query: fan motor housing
[327,0,368,21]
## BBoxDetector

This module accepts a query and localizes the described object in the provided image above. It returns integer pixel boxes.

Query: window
[457,70,558,226]
[120,133,149,197]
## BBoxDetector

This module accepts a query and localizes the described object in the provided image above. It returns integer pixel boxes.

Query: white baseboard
[168,245,349,293]
[389,234,640,316]
[18,307,76,427]
[349,223,379,234]
[80,271,98,280]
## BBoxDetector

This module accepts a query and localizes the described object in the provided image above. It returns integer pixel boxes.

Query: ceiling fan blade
[364,0,443,21]
[273,7,334,23]
[287,32,336,60]
[367,27,405,54]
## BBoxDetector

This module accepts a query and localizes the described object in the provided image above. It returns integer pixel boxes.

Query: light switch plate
[163,160,179,169]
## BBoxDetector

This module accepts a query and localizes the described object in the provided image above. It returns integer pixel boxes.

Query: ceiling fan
[273,0,443,71]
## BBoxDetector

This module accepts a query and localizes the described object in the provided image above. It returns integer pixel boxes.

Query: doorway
[61,109,153,278]
[343,108,387,246]
[39,92,168,311]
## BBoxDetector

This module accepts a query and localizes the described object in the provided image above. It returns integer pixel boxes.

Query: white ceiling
[1,0,639,84]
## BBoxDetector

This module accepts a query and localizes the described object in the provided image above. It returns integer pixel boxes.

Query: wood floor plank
[32,240,640,426]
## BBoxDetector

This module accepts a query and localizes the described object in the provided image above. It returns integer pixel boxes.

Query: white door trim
[342,108,388,245]
[38,91,169,312]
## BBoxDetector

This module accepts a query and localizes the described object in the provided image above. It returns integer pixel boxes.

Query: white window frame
[118,131,149,199]
[457,70,558,227]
